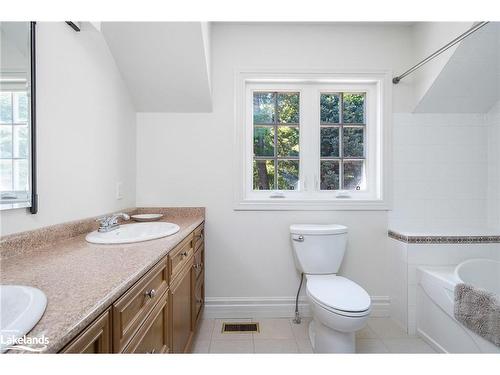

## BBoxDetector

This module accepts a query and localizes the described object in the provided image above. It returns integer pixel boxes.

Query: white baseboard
[203,296,390,319]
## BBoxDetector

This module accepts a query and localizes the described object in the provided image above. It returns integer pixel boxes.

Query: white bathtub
[416,259,500,353]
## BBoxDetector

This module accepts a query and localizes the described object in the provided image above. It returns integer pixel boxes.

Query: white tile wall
[487,101,500,230]
[391,113,489,233]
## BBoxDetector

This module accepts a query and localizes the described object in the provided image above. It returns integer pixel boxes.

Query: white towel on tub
[454,283,500,347]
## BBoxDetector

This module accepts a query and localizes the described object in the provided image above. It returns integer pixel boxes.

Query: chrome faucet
[96,212,130,232]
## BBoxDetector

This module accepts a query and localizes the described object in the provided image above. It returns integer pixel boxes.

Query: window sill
[233,198,390,211]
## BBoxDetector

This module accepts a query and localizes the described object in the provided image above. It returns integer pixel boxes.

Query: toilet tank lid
[290,224,348,235]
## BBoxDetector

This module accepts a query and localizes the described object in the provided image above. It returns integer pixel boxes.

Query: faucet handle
[96,216,110,224]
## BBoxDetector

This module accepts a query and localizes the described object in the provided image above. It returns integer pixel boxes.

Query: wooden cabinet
[60,222,204,354]
[170,260,194,353]
[61,309,111,353]
[122,291,170,354]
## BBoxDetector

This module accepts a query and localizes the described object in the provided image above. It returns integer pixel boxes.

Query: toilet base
[309,318,356,353]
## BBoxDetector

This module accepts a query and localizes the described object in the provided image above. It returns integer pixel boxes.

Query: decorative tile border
[388,230,500,244]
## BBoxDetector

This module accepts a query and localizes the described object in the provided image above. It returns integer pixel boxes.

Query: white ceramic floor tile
[367,318,408,339]
[254,319,294,339]
[355,324,377,339]
[209,339,254,354]
[254,339,299,353]
[191,339,210,353]
[355,339,389,353]
[211,319,254,340]
[296,339,314,353]
[195,319,215,340]
[290,318,312,340]
[383,338,437,353]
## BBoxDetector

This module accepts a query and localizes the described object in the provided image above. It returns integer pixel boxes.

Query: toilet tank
[290,224,348,274]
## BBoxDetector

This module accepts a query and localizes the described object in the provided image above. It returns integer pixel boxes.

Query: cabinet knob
[145,289,156,298]
[181,251,188,257]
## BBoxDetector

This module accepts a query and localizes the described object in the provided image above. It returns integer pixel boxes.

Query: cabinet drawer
[169,234,193,281]
[122,290,169,354]
[62,309,111,353]
[113,258,168,352]
[193,274,204,330]
[193,244,204,281]
[193,224,204,251]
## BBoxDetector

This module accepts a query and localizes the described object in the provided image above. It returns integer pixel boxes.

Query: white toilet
[290,224,371,353]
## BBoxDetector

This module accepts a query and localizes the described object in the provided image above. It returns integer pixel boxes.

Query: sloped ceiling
[101,22,212,112]
[415,22,500,113]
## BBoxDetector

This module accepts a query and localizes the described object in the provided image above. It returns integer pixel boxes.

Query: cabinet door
[170,263,193,353]
[122,291,170,354]
[61,309,111,353]
[192,273,204,330]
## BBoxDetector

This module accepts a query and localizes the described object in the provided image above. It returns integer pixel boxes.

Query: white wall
[0,22,136,235]
[136,23,415,306]
[390,113,489,234]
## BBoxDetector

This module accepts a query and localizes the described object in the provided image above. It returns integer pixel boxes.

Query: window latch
[269,191,286,199]
[336,190,351,199]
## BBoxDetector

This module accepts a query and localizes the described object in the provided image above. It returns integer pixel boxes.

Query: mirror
[0,22,37,213]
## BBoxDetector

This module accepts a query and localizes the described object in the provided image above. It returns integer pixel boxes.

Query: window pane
[343,161,364,190]
[320,127,339,157]
[13,125,29,159]
[0,93,13,124]
[254,126,274,157]
[253,160,275,190]
[320,94,340,123]
[0,160,13,191]
[253,92,275,124]
[343,93,365,124]
[278,93,299,123]
[277,126,299,157]
[13,92,28,123]
[343,127,364,157]
[13,159,29,191]
[320,160,339,190]
[0,125,13,158]
[277,160,299,190]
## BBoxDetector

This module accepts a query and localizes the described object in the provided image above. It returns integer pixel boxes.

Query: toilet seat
[306,275,371,317]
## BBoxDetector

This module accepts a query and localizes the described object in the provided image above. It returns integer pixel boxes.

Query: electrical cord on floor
[293,273,304,324]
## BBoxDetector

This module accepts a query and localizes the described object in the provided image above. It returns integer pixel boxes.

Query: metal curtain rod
[65,22,81,32]
[393,21,490,84]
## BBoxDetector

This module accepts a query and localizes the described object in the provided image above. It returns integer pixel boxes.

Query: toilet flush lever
[293,235,304,242]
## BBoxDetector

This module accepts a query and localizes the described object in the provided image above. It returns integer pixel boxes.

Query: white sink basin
[85,222,180,244]
[0,285,47,352]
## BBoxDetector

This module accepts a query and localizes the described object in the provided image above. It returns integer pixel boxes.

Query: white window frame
[234,69,392,211]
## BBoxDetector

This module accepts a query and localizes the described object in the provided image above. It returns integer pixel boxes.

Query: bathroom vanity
[0,208,205,353]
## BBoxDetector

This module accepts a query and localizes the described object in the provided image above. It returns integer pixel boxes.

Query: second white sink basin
[0,285,47,352]
[85,222,180,244]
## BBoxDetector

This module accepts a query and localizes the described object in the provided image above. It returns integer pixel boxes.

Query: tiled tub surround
[387,231,500,336]
[0,207,205,353]
[390,113,490,233]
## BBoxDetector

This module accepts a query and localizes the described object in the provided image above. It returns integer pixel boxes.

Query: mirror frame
[0,22,37,213]
[29,21,37,214]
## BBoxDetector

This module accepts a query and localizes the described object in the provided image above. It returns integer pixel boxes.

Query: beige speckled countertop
[0,207,204,353]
